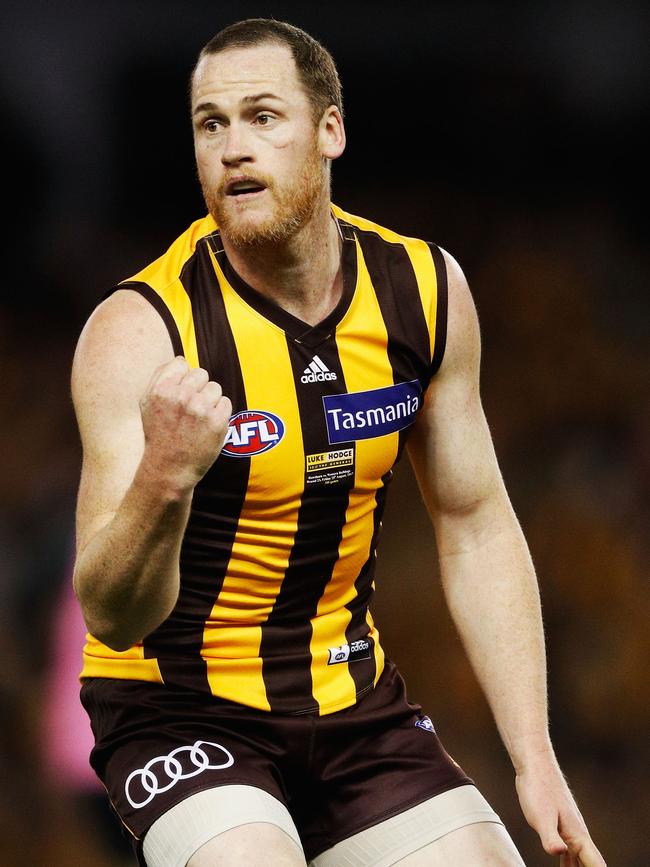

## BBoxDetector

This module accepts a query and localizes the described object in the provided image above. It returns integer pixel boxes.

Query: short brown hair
[193,18,343,122]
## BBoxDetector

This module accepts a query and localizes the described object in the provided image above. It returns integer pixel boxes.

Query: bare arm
[72,290,231,651]
[407,251,605,866]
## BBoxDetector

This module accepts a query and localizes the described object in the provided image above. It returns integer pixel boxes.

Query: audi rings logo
[124,741,235,809]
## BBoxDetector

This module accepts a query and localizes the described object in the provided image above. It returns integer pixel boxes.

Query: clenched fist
[139,356,232,490]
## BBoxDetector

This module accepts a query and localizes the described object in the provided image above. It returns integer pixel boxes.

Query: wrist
[137,449,197,502]
[510,737,557,774]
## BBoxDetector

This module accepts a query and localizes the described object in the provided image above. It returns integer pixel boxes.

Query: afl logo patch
[222,410,285,457]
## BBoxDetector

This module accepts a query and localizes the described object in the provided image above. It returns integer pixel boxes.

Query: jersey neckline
[208,217,358,350]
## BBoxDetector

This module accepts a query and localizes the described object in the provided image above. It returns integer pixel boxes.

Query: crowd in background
[1,3,648,865]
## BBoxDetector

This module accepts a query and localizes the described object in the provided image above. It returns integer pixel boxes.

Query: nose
[221,123,253,167]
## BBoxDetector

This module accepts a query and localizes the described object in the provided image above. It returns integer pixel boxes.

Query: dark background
[1,2,648,865]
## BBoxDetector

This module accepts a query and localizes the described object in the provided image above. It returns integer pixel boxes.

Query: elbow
[84,614,139,653]
[73,564,178,652]
[77,599,175,654]
[98,634,137,653]
[73,577,140,652]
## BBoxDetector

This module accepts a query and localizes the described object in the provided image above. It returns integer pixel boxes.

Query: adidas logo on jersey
[301,355,337,383]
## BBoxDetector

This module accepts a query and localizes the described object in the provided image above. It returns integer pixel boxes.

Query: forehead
[192,42,306,109]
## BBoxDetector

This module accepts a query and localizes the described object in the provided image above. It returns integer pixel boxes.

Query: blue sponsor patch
[415,715,435,732]
[323,380,422,444]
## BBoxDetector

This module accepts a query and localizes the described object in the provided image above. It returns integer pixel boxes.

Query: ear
[318,106,346,160]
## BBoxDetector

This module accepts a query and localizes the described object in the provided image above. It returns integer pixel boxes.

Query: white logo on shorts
[124,740,235,809]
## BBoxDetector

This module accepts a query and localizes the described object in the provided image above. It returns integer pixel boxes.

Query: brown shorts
[81,658,472,864]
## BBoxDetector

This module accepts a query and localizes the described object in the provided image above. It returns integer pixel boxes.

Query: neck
[220,191,343,327]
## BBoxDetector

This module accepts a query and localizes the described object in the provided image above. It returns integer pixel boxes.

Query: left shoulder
[331,204,429,249]
[426,246,481,386]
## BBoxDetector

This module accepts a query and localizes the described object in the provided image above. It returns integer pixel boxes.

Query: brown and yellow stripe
[80,205,447,715]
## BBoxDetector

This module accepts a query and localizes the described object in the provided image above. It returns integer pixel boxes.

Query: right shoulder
[71,288,176,420]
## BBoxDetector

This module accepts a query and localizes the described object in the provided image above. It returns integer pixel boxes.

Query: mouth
[225,177,268,200]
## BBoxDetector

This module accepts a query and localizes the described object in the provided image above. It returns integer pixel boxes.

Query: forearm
[73,459,193,651]
[435,493,552,771]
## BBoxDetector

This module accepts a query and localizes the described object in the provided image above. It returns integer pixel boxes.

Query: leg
[143,785,306,867]
[395,821,524,866]
[188,822,306,867]
[311,785,524,867]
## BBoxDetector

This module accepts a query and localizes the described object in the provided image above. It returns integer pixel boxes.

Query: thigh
[188,822,306,867]
[299,660,473,861]
[143,786,306,867]
[81,678,294,861]
[310,784,516,867]
[396,822,525,866]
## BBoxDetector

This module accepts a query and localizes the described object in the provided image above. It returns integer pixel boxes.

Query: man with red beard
[72,18,605,867]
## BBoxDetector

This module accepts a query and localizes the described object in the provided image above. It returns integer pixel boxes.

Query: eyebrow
[193,93,284,116]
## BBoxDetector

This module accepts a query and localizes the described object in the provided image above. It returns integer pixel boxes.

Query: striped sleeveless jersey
[80,203,447,715]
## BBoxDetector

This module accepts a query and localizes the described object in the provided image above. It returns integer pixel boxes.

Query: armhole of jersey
[103,280,184,358]
[427,242,448,376]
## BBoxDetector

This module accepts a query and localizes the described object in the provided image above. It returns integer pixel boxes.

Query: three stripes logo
[301,355,337,384]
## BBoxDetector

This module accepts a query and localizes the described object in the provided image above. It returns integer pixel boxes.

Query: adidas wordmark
[301,355,337,383]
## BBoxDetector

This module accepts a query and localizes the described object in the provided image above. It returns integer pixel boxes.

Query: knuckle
[210,400,231,425]
[182,369,209,397]
[217,395,232,415]
[187,393,206,414]
[151,358,185,385]
[160,356,187,375]
[153,382,176,403]
[206,381,223,399]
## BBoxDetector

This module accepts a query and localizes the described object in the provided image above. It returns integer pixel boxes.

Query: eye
[255,113,274,126]
[202,118,223,133]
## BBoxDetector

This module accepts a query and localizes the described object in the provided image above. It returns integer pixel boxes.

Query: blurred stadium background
[1,1,648,864]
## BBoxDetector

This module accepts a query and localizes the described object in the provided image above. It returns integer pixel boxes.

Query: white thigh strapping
[309,784,503,867]
[142,784,304,867]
